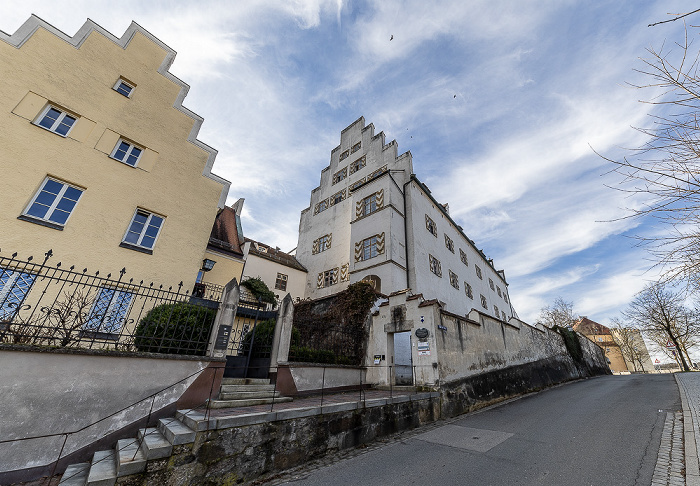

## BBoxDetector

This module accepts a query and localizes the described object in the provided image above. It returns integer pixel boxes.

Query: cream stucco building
[296,117,514,321]
[0,16,230,290]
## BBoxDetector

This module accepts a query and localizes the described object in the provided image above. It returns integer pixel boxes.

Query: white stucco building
[296,117,515,321]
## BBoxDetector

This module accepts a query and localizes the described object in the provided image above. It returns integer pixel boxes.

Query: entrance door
[394,331,413,385]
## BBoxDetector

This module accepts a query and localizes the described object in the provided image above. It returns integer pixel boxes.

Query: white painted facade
[296,117,514,321]
[241,240,307,303]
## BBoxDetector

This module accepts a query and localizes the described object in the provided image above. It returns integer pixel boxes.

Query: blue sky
[1,1,691,328]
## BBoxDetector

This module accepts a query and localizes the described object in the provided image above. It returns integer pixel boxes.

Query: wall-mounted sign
[417,341,430,356]
[214,324,232,350]
[415,328,429,339]
[374,355,382,365]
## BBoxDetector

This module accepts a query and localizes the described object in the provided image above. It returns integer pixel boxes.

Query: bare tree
[610,318,651,372]
[622,282,699,371]
[537,297,578,329]
[601,28,700,290]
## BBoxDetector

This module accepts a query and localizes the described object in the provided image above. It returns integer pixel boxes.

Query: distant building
[241,239,307,304]
[296,117,514,319]
[0,16,230,291]
[573,317,653,372]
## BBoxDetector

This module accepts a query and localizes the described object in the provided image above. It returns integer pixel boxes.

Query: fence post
[269,293,294,374]
[206,278,239,359]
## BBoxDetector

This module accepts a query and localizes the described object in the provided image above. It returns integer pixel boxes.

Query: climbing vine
[240,277,277,305]
[554,326,583,363]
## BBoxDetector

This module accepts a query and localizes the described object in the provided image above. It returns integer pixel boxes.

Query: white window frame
[319,234,331,252]
[84,287,133,334]
[34,105,77,137]
[121,209,165,251]
[110,139,143,167]
[113,79,135,98]
[22,177,84,227]
[360,236,380,261]
[275,273,288,291]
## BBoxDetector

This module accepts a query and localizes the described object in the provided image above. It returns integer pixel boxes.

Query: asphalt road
[270,374,680,486]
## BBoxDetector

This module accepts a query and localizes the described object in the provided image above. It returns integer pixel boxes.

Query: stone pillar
[207,278,239,359]
[270,293,294,372]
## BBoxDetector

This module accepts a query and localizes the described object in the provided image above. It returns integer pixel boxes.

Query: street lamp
[201,259,216,272]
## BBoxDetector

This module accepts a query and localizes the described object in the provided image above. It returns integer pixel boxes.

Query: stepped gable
[573,317,611,335]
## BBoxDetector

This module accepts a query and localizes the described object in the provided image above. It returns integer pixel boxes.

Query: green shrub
[555,326,583,363]
[241,277,277,305]
[134,302,216,355]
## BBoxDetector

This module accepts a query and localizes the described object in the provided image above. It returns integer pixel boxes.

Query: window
[429,254,442,277]
[475,265,483,279]
[425,215,437,236]
[504,294,509,303]
[489,278,495,291]
[480,294,488,309]
[114,79,135,98]
[111,139,143,167]
[351,141,361,153]
[332,167,347,185]
[23,178,84,227]
[339,150,349,161]
[465,283,473,299]
[360,235,380,261]
[445,234,455,253]
[314,199,329,215]
[323,268,338,287]
[497,286,502,297]
[330,190,346,206]
[84,287,133,334]
[449,270,459,289]
[317,234,331,253]
[0,268,36,321]
[360,193,380,217]
[35,106,76,136]
[460,249,468,266]
[122,209,164,251]
[349,178,366,191]
[502,311,507,321]
[349,156,366,174]
[494,305,499,317]
[275,273,288,291]
[367,165,387,181]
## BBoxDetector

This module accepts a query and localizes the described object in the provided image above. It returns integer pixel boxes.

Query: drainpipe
[403,177,412,289]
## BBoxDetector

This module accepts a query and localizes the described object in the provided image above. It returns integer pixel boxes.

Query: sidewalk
[676,373,700,486]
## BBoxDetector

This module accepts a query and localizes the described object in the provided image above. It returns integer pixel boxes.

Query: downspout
[403,177,411,289]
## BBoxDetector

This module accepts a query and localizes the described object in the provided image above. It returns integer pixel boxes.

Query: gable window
[314,199,329,215]
[111,140,143,167]
[330,190,346,206]
[275,273,288,291]
[497,286,502,297]
[35,106,76,137]
[465,282,473,299]
[84,287,133,334]
[114,79,135,98]
[0,268,36,321]
[349,156,366,174]
[22,178,84,228]
[121,209,164,252]
[332,167,347,185]
[425,215,437,236]
[460,249,468,266]
[429,254,442,277]
[449,270,459,289]
[489,278,495,291]
[480,294,488,309]
[339,150,349,161]
[351,141,361,153]
[475,265,483,280]
[445,234,455,253]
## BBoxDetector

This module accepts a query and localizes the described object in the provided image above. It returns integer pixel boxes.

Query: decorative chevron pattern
[340,263,349,281]
[375,189,384,209]
[317,272,324,288]
[327,233,332,249]
[312,238,319,254]
[376,232,385,254]
[355,241,364,262]
[355,200,363,219]
[332,267,339,285]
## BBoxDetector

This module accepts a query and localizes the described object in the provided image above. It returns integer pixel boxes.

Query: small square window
[349,178,366,192]
[111,139,143,167]
[314,199,329,215]
[122,209,164,252]
[35,106,76,137]
[323,268,339,287]
[318,234,331,252]
[489,278,495,291]
[480,294,488,309]
[275,273,288,291]
[114,79,135,98]
[425,215,437,236]
[497,286,502,297]
[429,254,442,277]
[331,190,346,206]
[494,305,499,317]
[351,142,361,153]
[465,283,473,299]
[449,270,459,289]
[360,192,381,218]
[359,235,381,261]
[502,310,507,321]
[349,156,366,174]
[22,177,84,227]
[460,249,468,266]
[333,167,347,185]
[504,294,509,303]
[475,265,483,280]
[445,234,454,253]
[339,150,349,161]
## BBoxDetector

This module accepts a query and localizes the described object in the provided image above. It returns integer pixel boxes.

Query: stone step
[176,409,212,432]
[158,417,196,445]
[221,378,270,386]
[220,384,277,393]
[208,396,294,409]
[137,427,172,460]
[86,450,116,486]
[219,390,282,400]
[115,438,146,477]
[59,462,89,486]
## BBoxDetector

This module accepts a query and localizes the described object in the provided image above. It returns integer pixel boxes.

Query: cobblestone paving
[652,412,685,486]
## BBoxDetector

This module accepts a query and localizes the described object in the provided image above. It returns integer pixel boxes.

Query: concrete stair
[207,378,293,409]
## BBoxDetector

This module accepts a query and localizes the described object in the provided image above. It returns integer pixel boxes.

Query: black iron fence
[0,250,221,356]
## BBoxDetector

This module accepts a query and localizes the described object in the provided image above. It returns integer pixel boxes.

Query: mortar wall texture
[0,16,229,287]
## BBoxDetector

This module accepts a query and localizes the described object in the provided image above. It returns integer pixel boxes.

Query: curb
[675,373,700,486]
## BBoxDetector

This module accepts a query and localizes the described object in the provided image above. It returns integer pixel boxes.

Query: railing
[192,281,225,302]
[0,250,221,355]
